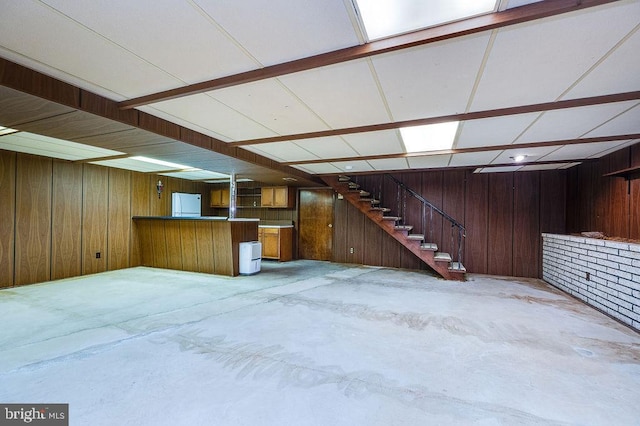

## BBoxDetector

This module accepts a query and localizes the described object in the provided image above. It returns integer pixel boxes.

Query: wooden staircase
[322,175,466,281]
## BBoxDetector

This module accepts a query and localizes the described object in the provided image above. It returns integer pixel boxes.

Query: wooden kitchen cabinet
[260,186,294,208]
[258,226,293,261]
[210,188,230,207]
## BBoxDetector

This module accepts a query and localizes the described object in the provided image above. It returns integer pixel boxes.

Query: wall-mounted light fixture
[156,180,164,199]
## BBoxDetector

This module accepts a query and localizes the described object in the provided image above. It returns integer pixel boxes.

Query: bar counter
[132,216,259,276]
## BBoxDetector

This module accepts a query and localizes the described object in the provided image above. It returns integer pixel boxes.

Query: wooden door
[298,189,334,260]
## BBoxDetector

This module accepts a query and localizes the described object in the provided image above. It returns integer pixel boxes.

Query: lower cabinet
[258,227,293,261]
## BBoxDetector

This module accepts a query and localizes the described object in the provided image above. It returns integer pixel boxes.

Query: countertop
[258,224,294,228]
[132,216,259,221]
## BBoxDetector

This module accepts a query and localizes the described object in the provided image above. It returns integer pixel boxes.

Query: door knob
[328,224,333,228]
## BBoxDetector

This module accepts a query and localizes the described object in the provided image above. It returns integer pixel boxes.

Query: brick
[619,306,640,322]
[608,268,633,281]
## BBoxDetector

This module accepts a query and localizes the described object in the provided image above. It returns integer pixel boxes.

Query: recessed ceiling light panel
[355,0,498,40]
[400,121,459,153]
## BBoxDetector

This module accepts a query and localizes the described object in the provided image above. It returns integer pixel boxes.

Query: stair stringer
[322,176,465,281]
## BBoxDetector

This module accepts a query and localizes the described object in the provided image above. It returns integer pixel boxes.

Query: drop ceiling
[0,0,638,179]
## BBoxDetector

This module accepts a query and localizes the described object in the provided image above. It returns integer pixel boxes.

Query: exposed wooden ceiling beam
[118,0,621,110]
[280,134,640,166]
[230,91,640,147]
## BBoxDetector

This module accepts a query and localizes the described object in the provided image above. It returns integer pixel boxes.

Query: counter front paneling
[132,217,258,276]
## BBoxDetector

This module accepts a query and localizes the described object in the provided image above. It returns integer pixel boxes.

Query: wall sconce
[156,180,164,199]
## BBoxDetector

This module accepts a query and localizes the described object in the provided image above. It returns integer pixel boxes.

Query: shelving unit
[603,165,640,181]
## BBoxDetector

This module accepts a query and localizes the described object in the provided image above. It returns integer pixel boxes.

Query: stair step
[359,190,370,197]
[395,225,413,231]
[359,198,380,205]
[347,183,360,189]
[434,252,452,262]
[407,234,424,241]
[382,216,401,222]
[338,176,351,182]
[370,207,391,213]
[420,242,438,251]
[449,262,466,272]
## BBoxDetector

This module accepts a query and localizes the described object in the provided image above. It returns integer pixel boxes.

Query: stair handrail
[383,174,465,233]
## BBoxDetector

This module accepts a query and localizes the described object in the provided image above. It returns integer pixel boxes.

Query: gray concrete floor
[1,261,639,425]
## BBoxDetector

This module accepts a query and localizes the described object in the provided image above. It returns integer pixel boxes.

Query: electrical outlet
[349,247,354,254]
[585,272,590,281]
[96,252,101,259]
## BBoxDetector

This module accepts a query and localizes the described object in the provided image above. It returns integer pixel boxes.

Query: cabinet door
[260,187,275,207]
[210,189,221,207]
[273,187,289,207]
[261,228,280,258]
[220,188,230,207]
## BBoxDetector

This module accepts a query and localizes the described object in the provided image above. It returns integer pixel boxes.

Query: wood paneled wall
[333,169,567,278]
[0,149,208,288]
[567,143,640,240]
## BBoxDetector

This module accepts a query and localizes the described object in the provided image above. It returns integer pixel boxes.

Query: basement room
[1,0,639,425]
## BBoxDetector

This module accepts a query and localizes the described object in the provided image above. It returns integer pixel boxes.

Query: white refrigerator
[171,193,202,217]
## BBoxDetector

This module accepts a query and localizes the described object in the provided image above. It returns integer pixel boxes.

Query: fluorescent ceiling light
[511,154,527,162]
[160,169,230,180]
[129,156,189,170]
[0,126,19,136]
[400,122,459,153]
[0,131,123,160]
[355,0,498,40]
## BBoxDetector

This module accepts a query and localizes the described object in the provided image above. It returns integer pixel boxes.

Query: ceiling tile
[331,160,374,173]
[210,79,330,135]
[564,14,640,100]
[517,101,638,143]
[407,154,452,169]
[470,1,640,111]
[449,150,503,167]
[241,142,317,162]
[341,130,404,156]
[367,158,410,171]
[195,0,359,66]
[143,94,276,141]
[294,137,359,159]
[538,141,632,162]
[0,2,182,100]
[40,0,259,84]
[491,146,559,164]
[292,163,342,174]
[279,59,391,128]
[583,103,640,138]
[372,32,492,120]
[456,112,539,148]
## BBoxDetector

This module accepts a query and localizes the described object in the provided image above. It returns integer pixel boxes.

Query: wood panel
[540,171,566,235]
[513,172,540,278]
[213,222,232,275]
[632,145,640,240]
[51,160,82,280]
[607,149,630,238]
[164,220,183,271]
[130,171,152,266]
[464,171,489,274]
[441,170,466,261]
[346,199,365,265]
[179,221,199,271]
[82,164,108,275]
[107,168,131,271]
[0,150,16,287]
[194,221,215,274]
[15,154,52,286]
[422,171,444,248]
[487,173,514,276]
[362,219,383,267]
[398,173,422,271]
[332,195,348,264]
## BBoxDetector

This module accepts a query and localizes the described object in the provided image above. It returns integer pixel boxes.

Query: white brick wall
[542,233,640,331]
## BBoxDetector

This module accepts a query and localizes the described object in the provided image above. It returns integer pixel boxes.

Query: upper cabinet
[210,187,230,207]
[261,186,295,208]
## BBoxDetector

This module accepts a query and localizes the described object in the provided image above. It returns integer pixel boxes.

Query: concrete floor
[1,261,639,425]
